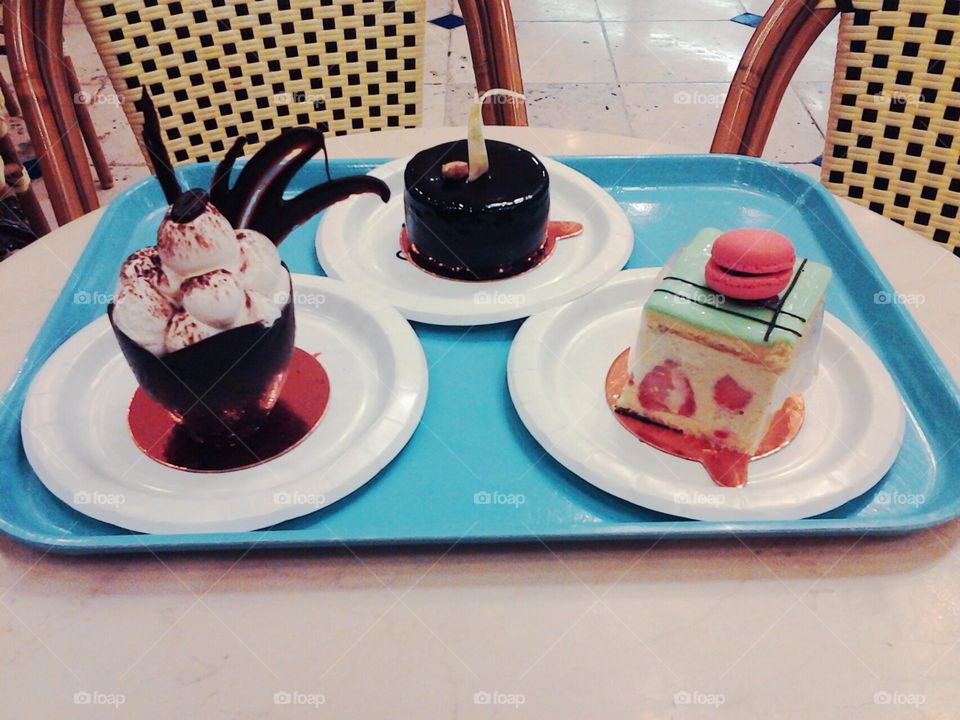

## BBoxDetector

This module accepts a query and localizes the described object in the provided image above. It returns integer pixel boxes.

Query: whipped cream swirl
[112,189,288,356]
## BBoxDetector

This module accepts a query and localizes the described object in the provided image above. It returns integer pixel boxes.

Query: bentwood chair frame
[0,89,49,236]
[713,0,960,253]
[6,0,112,226]
[0,9,50,236]
[6,0,527,229]
[712,0,839,158]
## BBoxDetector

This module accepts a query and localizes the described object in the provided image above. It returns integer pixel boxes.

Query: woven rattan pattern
[75,0,426,165]
[820,0,960,252]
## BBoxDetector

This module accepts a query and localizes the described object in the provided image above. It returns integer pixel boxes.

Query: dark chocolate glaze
[403,140,549,280]
[109,267,296,445]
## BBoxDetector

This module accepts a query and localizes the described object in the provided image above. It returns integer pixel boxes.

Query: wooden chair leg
[458,0,528,126]
[712,0,837,156]
[459,0,498,124]
[480,0,526,126]
[14,183,50,236]
[746,7,836,153]
[35,0,100,212]
[5,0,87,224]
[0,73,22,117]
[0,132,52,235]
[1,163,51,236]
[64,57,113,189]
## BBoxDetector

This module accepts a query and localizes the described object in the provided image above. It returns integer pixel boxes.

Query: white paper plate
[316,155,633,325]
[508,269,905,521]
[21,275,427,534]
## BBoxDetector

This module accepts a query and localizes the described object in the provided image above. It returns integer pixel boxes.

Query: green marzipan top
[645,228,832,346]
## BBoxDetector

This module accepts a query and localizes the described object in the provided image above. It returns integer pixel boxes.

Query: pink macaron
[704,228,796,301]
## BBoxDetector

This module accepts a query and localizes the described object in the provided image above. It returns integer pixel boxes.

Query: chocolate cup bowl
[109,269,295,446]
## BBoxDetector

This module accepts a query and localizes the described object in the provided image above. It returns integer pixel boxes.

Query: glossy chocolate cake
[403,139,550,280]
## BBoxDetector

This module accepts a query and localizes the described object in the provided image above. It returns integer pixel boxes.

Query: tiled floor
[6,0,840,228]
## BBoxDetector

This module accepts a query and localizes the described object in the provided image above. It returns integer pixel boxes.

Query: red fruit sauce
[605,349,803,488]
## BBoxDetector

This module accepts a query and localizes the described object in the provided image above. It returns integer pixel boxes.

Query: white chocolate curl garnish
[466,89,526,182]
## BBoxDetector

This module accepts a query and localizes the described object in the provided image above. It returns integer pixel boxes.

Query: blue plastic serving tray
[2,154,959,553]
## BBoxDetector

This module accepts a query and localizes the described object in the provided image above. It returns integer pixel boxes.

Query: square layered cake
[616,228,832,457]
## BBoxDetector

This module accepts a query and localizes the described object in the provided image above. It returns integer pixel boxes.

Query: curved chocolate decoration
[211,128,323,227]
[248,174,390,243]
[208,136,247,211]
[140,91,388,244]
[140,90,181,204]
[207,127,390,244]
